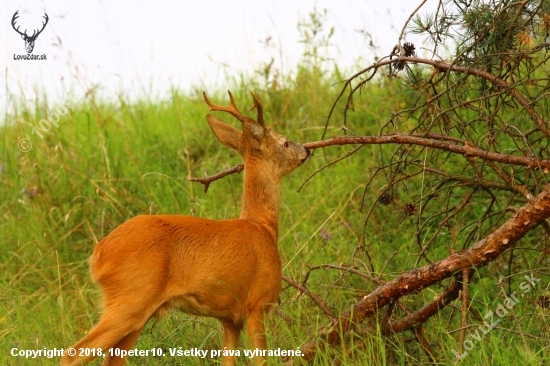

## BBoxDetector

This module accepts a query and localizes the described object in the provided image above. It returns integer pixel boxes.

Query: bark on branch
[386,275,463,333]
[304,134,550,170]
[297,186,550,362]
[189,134,550,189]
[189,164,244,193]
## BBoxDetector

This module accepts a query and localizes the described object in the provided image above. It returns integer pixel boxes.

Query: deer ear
[207,115,243,152]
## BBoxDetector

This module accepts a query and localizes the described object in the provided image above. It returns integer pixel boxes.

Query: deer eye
[284,141,289,148]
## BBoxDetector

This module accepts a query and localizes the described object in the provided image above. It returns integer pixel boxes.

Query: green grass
[1,63,549,366]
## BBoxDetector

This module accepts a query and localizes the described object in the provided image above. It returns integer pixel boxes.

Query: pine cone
[403,42,416,57]
[378,192,393,206]
[404,203,417,216]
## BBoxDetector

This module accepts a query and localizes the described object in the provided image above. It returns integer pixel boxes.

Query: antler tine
[11,11,24,36]
[40,13,49,29]
[34,13,49,37]
[248,92,265,127]
[203,90,247,123]
[12,10,19,24]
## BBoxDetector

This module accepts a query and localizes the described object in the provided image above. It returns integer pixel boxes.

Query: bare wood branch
[297,186,550,362]
[387,297,442,363]
[413,326,437,363]
[343,56,550,140]
[189,133,550,190]
[274,308,293,324]
[189,164,244,193]
[485,160,535,200]
[297,145,364,192]
[386,276,462,333]
[282,274,336,320]
[415,164,516,193]
[541,221,550,236]
[397,0,428,47]
[306,263,385,286]
[304,135,550,169]
[380,300,395,337]
[459,269,469,352]
[414,189,475,266]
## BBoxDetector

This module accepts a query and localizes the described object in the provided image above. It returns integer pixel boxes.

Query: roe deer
[61,91,310,366]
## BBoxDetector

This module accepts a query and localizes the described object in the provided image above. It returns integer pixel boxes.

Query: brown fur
[61,91,309,366]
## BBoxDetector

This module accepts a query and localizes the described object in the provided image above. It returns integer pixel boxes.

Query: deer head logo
[11,11,49,54]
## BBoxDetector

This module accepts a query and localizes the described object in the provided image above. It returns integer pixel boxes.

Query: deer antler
[248,92,265,127]
[11,11,49,40]
[203,91,248,124]
[11,11,25,37]
[32,13,49,38]
[203,91,265,127]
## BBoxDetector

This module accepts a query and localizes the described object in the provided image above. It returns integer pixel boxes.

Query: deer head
[12,11,49,53]
[203,91,310,179]
[203,91,310,235]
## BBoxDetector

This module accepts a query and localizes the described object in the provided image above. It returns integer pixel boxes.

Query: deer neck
[239,161,281,242]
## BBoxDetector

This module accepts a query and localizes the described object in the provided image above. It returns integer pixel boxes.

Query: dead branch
[388,299,440,362]
[380,301,395,337]
[297,145,364,192]
[189,164,244,193]
[282,274,336,320]
[189,134,550,189]
[414,164,516,194]
[274,308,294,324]
[386,275,463,333]
[413,326,437,363]
[328,56,550,140]
[485,160,535,200]
[304,135,550,169]
[397,0,428,47]
[414,189,475,266]
[459,269,469,352]
[297,186,550,362]
[305,263,385,286]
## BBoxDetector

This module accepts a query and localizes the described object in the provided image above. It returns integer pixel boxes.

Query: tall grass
[1,8,549,366]
[0,64,397,364]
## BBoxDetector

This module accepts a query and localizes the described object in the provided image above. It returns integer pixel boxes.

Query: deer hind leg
[220,320,242,366]
[60,302,153,366]
[247,308,272,365]
[100,324,145,366]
